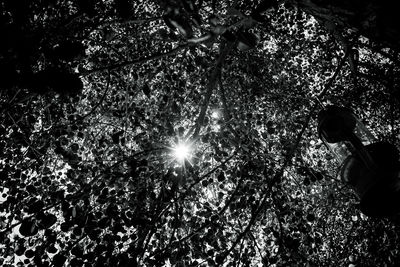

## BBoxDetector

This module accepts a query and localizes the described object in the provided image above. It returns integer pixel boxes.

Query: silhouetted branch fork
[147,168,245,259]
[317,48,350,100]
[142,151,237,250]
[219,49,350,262]
[187,152,237,192]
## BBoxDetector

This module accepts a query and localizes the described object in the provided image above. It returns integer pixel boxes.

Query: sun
[173,143,191,162]
[169,139,194,166]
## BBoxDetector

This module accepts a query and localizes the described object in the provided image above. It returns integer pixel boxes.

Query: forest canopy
[1,0,400,266]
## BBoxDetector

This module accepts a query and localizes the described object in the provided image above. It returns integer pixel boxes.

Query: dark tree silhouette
[1,0,400,266]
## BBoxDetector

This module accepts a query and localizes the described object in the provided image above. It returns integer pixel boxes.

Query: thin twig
[81,44,190,75]
[147,167,245,259]
[81,71,111,120]
[219,49,351,261]
[100,16,162,27]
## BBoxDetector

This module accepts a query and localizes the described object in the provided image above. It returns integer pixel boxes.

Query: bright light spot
[167,137,197,167]
[173,143,190,162]
[169,139,195,166]
[212,124,221,132]
[211,110,221,119]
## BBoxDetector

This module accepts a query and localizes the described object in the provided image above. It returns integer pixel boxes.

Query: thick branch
[218,75,232,122]
[191,42,234,139]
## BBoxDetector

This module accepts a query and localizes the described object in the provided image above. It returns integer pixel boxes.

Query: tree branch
[81,44,190,75]
[101,16,162,27]
[0,148,161,235]
[218,76,242,144]
[219,49,350,262]
[218,75,232,122]
[81,71,111,120]
[147,165,244,259]
[191,42,235,139]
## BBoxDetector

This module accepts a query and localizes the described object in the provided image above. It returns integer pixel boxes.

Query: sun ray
[173,143,190,162]
[167,138,196,167]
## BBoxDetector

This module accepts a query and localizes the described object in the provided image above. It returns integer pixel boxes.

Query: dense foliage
[1,0,400,266]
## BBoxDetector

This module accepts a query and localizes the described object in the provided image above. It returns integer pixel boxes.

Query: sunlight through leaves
[170,139,195,166]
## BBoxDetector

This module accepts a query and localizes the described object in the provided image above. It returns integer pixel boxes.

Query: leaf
[26,198,44,214]
[267,127,275,134]
[208,15,219,26]
[25,249,35,258]
[71,245,84,257]
[163,15,176,30]
[53,254,67,267]
[221,30,236,42]
[15,244,26,256]
[47,245,58,254]
[19,218,38,237]
[237,31,259,51]
[38,213,57,229]
[315,172,324,180]
[73,227,82,236]
[142,83,151,98]
[306,213,315,222]
[217,171,225,182]
[60,222,70,232]
[111,130,124,144]
[70,258,84,267]
[226,7,244,17]
[182,0,196,12]
[178,126,185,136]
[26,184,37,194]
[70,143,79,153]
[191,13,202,27]
[158,28,169,39]
[242,18,256,29]
[261,132,268,139]
[171,101,180,113]
[211,25,226,35]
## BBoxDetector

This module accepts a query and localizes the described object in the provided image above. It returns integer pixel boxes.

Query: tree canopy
[1,0,400,266]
